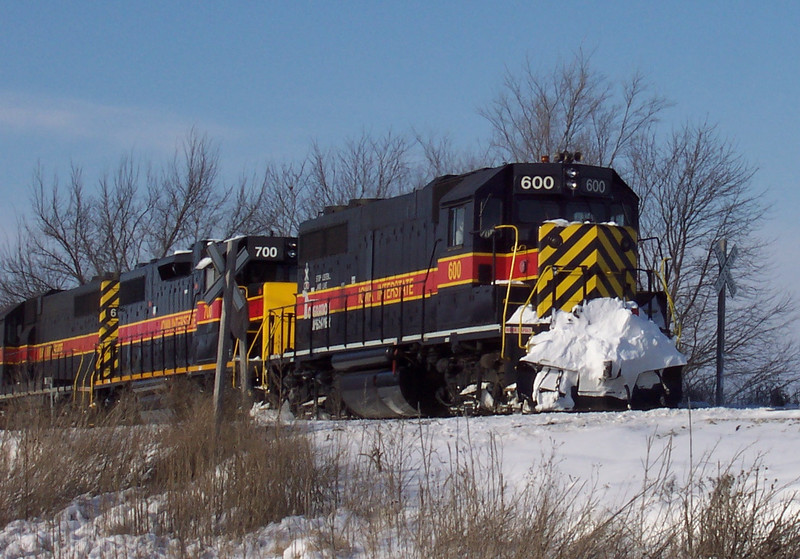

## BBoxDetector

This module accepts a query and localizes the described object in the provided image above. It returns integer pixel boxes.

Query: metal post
[716,281,725,407]
[715,238,728,407]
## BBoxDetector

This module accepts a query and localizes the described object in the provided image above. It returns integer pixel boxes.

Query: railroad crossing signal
[713,242,738,298]
[208,239,252,429]
[714,239,738,407]
[203,242,249,311]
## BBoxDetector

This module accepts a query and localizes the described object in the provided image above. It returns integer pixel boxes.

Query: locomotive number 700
[255,246,279,258]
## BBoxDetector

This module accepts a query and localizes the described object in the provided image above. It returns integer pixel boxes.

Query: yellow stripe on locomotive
[536,223,637,317]
[97,278,120,380]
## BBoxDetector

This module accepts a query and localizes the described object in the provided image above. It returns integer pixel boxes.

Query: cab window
[448,205,466,247]
[609,203,636,227]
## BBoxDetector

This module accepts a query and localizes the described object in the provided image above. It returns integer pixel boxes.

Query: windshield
[516,199,560,223]
[515,197,636,227]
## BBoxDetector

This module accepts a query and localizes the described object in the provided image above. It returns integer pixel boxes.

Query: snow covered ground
[2,406,800,557]
[306,406,800,504]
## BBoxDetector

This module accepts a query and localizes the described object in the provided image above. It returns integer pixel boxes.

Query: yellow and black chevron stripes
[97,279,120,379]
[536,223,637,317]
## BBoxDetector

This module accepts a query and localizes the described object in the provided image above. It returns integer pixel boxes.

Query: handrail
[249,318,265,356]
[260,306,297,389]
[494,224,520,360]
[658,257,681,346]
[513,264,555,350]
[72,351,86,404]
[86,351,98,406]
[232,338,239,388]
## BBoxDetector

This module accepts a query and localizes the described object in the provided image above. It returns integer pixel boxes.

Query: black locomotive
[0,236,298,406]
[274,159,682,417]
[0,159,683,418]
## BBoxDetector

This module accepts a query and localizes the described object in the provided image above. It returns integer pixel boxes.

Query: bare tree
[262,161,311,235]
[95,154,149,273]
[218,171,270,238]
[483,52,797,403]
[630,122,799,402]
[0,127,480,304]
[481,51,669,167]
[145,128,226,257]
[413,131,490,185]
[0,129,231,303]
[28,163,96,285]
[0,227,68,306]
[308,131,412,214]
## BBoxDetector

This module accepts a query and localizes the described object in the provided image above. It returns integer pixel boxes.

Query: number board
[515,174,562,193]
[576,168,613,197]
[513,162,561,194]
[247,237,285,260]
[512,164,614,197]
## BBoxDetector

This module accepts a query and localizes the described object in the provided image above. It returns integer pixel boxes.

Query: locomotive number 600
[447,260,462,281]
[585,179,607,193]
[520,175,555,190]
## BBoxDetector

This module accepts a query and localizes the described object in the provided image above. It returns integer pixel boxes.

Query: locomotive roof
[436,166,505,206]
[298,162,637,234]
[435,162,637,204]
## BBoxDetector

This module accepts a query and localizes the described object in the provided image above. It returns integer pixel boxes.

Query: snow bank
[4,407,800,557]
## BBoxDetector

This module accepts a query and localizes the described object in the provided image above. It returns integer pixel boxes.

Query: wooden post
[213,240,237,428]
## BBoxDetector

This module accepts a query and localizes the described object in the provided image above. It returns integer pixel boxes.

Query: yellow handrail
[232,338,239,388]
[657,257,681,346]
[249,319,265,356]
[87,350,98,407]
[262,308,296,389]
[71,352,86,405]
[494,225,520,360]
[512,264,557,350]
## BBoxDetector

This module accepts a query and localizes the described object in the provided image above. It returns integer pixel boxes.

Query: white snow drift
[521,298,686,410]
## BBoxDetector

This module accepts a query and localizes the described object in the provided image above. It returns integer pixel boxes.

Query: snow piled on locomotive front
[520,298,686,411]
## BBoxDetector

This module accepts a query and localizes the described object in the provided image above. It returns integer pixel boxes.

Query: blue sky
[1,1,799,295]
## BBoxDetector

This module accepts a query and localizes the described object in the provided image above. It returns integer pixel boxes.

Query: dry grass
[0,398,151,526]
[677,458,800,558]
[339,424,632,559]
[132,397,328,544]
[0,392,335,555]
[1,399,800,558]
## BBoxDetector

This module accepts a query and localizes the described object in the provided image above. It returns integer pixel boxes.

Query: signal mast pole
[716,262,726,407]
